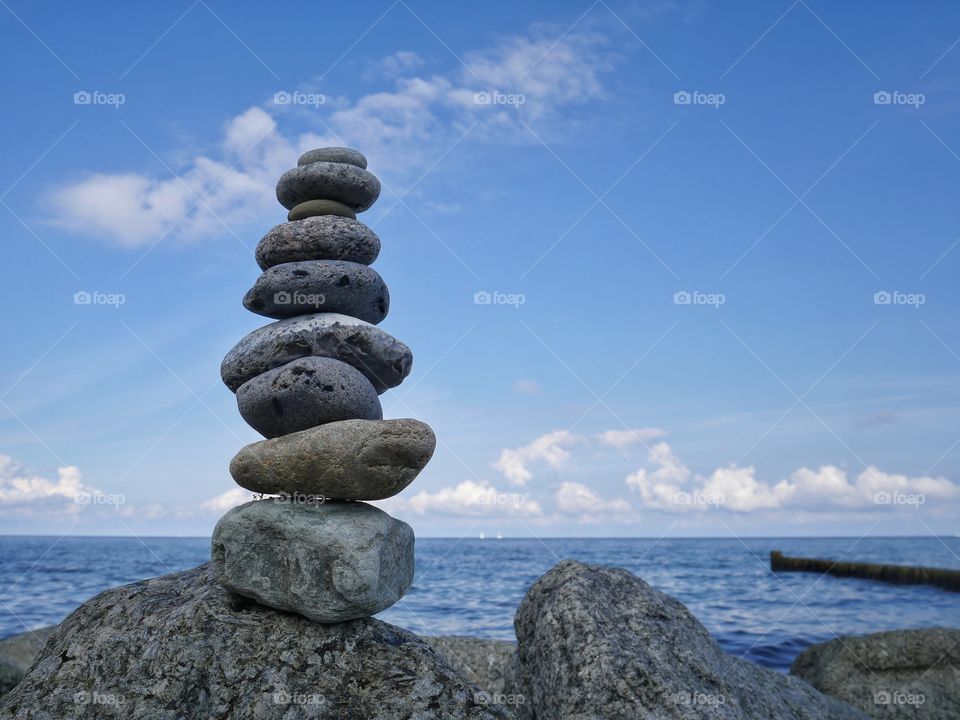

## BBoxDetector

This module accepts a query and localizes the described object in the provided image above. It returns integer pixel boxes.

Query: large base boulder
[791,627,960,719]
[513,560,868,720]
[0,564,513,720]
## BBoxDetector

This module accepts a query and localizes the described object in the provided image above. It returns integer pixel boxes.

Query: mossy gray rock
[212,499,414,623]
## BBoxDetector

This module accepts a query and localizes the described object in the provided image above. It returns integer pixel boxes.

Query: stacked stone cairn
[211,147,436,623]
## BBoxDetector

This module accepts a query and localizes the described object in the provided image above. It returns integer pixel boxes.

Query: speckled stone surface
[212,499,414,623]
[0,565,512,719]
[236,356,382,438]
[230,418,435,500]
[255,216,380,269]
[513,560,867,720]
[220,313,412,394]
[242,260,389,323]
[276,162,380,212]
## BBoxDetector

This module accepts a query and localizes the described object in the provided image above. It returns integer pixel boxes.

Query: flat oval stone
[237,356,382,438]
[212,499,414,623]
[230,418,436,500]
[256,216,380,269]
[288,198,356,222]
[242,260,389,323]
[298,147,367,169]
[220,313,412,394]
[276,162,381,212]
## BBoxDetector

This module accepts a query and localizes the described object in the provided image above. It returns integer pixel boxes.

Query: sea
[0,535,957,672]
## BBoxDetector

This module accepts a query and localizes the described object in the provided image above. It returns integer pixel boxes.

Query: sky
[1,0,959,541]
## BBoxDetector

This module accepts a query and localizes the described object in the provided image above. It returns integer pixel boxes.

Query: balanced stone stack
[212,147,436,623]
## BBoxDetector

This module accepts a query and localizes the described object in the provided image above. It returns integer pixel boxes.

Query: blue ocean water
[0,535,957,672]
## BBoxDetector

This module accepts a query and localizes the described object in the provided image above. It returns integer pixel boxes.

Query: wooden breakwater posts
[770,550,960,592]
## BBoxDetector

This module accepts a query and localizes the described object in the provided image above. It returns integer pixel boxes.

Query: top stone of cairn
[298,146,368,169]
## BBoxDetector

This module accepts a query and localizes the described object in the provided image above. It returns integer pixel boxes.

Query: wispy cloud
[45,23,616,247]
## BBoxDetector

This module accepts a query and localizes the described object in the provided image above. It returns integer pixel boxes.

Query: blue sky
[1,0,959,540]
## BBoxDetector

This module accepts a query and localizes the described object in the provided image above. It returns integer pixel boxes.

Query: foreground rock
[791,627,960,719]
[230,418,435,500]
[212,499,413,623]
[513,560,868,720]
[0,565,513,720]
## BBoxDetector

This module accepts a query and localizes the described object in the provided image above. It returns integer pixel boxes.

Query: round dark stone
[276,162,380,212]
[236,356,382,438]
[242,260,389,324]
[256,216,380,269]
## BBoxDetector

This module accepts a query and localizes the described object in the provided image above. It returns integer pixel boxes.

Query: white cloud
[50,107,291,247]
[382,479,542,517]
[201,487,257,513]
[625,441,957,513]
[494,430,578,485]
[46,24,615,246]
[0,455,90,504]
[597,427,665,449]
[555,481,631,514]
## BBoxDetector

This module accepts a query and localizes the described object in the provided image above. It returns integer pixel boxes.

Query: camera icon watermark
[74,290,126,308]
[478,492,528,507]
[673,490,725,508]
[873,290,925,308]
[874,689,925,706]
[272,690,324,705]
[74,491,126,508]
[274,290,326,308]
[873,90,925,108]
[474,290,526,308]
[673,90,725,108]
[273,91,326,108]
[670,691,726,707]
[74,690,125,706]
[473,90,526,108]
[275,491,327,507]
[674,290,725,308]
[73,90,126,108]
[873,490,925,508]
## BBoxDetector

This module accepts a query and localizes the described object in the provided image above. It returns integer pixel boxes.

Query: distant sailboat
[496,532,503,540]
[479,531,485,540]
